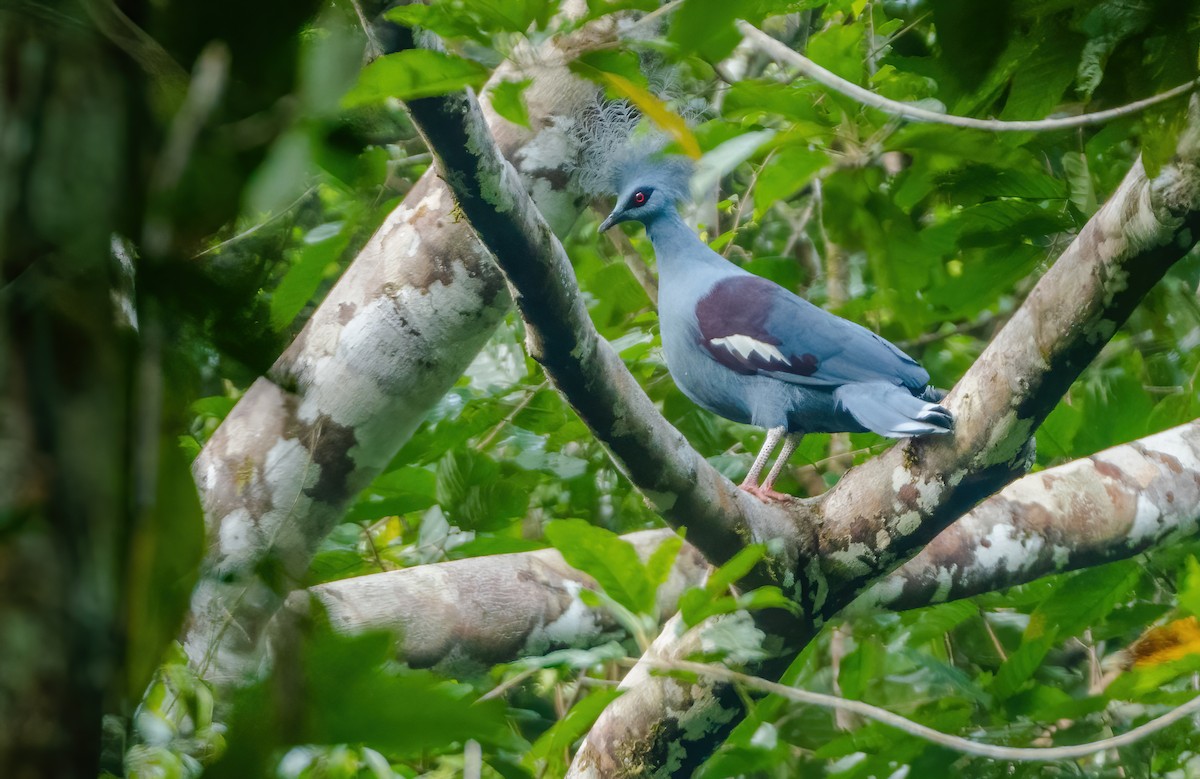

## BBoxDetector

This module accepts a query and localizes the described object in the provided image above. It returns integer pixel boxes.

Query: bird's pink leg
[757,433,802,501]
[739,426,784,498]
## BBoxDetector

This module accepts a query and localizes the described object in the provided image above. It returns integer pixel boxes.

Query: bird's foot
[739,484,794,503]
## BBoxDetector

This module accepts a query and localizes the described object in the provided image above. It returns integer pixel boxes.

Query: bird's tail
[835,382,953,438]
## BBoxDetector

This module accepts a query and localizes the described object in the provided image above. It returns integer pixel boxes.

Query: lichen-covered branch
[401,52,1200,774]
[401,70,801,572]
[814,105,1200,607]
[181,15,618,690]
[858,418,1200,611]
[278,530,708,673]
[290,417,1198,675]
[571,98,1200,776]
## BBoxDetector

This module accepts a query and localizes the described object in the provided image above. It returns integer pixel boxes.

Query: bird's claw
[738,484,794,503]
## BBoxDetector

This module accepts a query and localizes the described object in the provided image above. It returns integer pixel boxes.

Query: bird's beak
[598,211,618,233]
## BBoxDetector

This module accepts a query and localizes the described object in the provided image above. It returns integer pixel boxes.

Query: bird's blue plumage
[600,155,952,497]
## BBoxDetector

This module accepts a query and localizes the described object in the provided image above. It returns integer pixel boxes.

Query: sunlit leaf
[343,50,489,107]
[592,71,701,159]
[525,689,623,771]
[545,518,654,614]
[669,0,740,61]
[489,78,532,128]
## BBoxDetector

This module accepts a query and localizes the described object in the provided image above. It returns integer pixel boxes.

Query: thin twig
[640,657,1200,762]
[981,610,1008,662]
[192,185,320,258]
[865,12,931,61]
[896,312,998,350]
[603,222,660,304]
[348,0,383,60]
[864,2,877,78]
[722,149,775,258]
[475,380,549,451]
[739,21,1199,133]
[464,740,482,779]
[80,0,188,90]
[626,0,684,34]
[144,42,231,257]
[479,667,540,702]
[360,521,389,572]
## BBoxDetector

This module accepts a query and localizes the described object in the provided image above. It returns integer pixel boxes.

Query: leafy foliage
[122,0,1200,776]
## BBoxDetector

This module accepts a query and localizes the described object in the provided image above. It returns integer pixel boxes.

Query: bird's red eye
[633,191,646,205]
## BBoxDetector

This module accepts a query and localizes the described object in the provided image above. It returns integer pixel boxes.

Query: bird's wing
[694,275,929,390]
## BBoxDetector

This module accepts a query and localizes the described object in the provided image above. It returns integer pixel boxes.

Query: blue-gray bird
[599,157,952,501]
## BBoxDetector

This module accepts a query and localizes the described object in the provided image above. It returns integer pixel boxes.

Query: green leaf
[436,449,496,507]
[1148,392,1200,436]
[388,0,555,41]
[991,632,1056,699]
[370,465,438,498]
[1062,150,1098,216]
[679,545,768,626]
[1143,101,1189,178]
[489,78,532,128]
[755,145,827,217]
[1071,357,1157,453]
[1179,556,1200,619]
[692,130,776,200]
[343,50,489,107]
[593,70,701,159]
[1001,22,1083,121]
[190,395,237,421]
[902,600,978,647]
[509,641,627,672]
[669,0,740,61]
[569,49,648,87]
[1074,0,1152,99]
[805,20,864,86]
[644,532,684,593]
[938,164,1067,201]
[209,631,512,777]
[270,224,347,330]
[1037,397,1084,461]
[906,650,993,706]
[736,586,794,613]
[525,689,623,770]
[545,519,654,614]
[124,437,204,698]
[1106,652,1200,700]
[707,544,767,593]
[950,31,1038,117]
[838,636,883,700]
[1027,562,1139,642]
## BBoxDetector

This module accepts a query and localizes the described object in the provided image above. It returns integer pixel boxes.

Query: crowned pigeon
[599,157,952,501]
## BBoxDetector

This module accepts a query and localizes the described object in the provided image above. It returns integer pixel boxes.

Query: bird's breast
[659,318,754,425]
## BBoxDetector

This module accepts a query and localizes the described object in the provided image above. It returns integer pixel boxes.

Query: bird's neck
[646,210,730,277]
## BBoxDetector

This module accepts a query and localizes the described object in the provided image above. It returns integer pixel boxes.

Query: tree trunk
[0,8,137,776]
[181,9,619,691]
[396,60,1200,772]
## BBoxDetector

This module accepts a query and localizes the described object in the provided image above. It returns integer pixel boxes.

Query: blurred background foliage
[25,0,1197,775]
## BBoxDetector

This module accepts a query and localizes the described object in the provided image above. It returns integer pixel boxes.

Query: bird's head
[598,155,693,233]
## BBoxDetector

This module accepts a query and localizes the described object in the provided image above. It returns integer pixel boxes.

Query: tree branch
[647,658,1200,762]
[291,419,1199,675]
[738,21,1199,133]
[573,99,1200,769]
[857,418,1200,612]
[277,530,709,673]
[181,14,619,691]
[401,66,799,573]
[397,25,1200,774]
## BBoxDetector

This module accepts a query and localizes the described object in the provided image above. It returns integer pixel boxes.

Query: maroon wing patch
[695,276,820,376]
